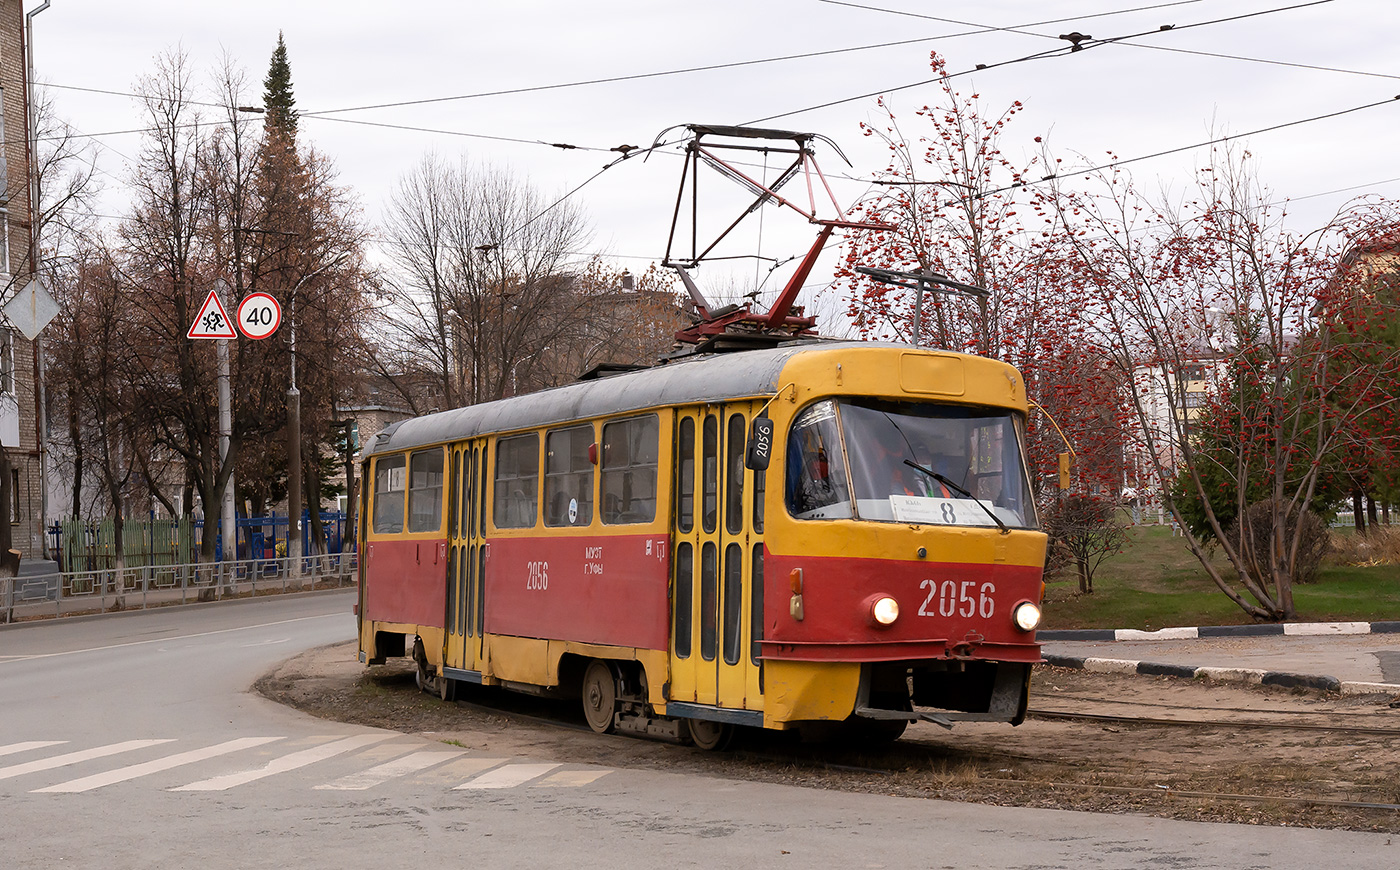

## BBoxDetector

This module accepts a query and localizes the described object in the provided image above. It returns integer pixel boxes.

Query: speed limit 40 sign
[237,292,283,339]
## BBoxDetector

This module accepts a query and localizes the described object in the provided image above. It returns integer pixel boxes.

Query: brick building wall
[0,0,48,559]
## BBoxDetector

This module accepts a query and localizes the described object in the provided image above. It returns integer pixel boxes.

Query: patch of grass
[1041,522,1400,630]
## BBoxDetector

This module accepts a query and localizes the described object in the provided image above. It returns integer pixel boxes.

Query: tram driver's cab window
[785,400,853,519]
[545,425,594,527]
[786,398,1037,529]
[601,414,659,524]
[372,454,406,534]
[494,433,540,529]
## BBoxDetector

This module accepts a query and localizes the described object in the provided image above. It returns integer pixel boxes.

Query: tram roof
[366,341,1009,456]
[367,342,834,456]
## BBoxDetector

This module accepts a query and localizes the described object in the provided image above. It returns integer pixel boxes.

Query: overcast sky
[27,0,1400,318]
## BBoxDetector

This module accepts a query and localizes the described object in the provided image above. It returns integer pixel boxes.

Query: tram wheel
[581,660,617,734]
[686,718,734,751]
[439,673,458,702]
[412,638,436,696]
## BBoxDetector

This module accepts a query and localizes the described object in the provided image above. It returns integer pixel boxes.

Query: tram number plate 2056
[918,578,995,619]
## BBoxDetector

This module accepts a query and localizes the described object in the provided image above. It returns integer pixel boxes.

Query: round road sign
[237,292,282,339]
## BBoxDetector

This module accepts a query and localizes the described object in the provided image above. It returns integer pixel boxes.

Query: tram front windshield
[785,398,1037,529]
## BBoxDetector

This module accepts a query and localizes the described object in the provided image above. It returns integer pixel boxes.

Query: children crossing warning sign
[188,288,237,339]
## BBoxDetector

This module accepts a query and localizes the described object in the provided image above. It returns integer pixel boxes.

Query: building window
[0,331,12,395]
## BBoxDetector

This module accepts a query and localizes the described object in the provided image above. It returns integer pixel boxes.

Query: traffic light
[1058,452,1072,490]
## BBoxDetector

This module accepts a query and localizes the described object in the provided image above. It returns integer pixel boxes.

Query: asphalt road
[1,592,1395,869]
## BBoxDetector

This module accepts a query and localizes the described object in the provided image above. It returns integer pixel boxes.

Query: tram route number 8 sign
[236,292,283,340]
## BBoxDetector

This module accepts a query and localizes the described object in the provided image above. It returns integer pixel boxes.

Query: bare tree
[1049,144,1400,620]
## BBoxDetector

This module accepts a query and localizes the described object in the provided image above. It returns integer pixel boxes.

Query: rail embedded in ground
[0,553,358,624]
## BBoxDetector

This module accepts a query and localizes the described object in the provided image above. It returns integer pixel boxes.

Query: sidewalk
[1038,622,1400,696]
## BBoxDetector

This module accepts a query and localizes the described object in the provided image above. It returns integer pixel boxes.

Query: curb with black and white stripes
[1036,621,1400,697]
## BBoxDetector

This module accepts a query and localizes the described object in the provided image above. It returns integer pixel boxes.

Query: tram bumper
[854,659,1033,727]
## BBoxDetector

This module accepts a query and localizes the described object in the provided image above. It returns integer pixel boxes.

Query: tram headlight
[1012,601,1042,632]
[869,595,900,627]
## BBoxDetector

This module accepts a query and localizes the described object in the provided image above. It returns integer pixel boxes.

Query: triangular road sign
[188,288,237,339]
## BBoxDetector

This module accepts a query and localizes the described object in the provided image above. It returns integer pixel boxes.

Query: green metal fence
[57,517,195,574]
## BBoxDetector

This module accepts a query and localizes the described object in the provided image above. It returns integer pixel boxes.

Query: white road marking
[33,737,284,793]
[0,740,175,781]
[453,762,560,790]
[0,613,346,665]
[0,741,67,758]
[315,749,464,790]
[170,734,393,791]
[536,769,612,787]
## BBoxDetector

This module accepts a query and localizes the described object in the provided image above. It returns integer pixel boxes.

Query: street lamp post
[285,255,349,581]
[510,346,548,396]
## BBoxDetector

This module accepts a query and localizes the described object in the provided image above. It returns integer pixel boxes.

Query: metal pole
[287,294,301,582]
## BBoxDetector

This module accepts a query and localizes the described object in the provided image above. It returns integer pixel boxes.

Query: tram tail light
[789,568,803,594]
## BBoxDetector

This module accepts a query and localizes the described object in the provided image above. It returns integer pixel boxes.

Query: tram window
[785,400,853,520]
[544,425,595,527]
[601,415,659,524]
[407,449,445,533]
[676,417,695,533]
[839,399,1036,528]
[701,414,718,533]
[464,543,476,630]
[476,545,486,630]
[722,543,742,666]
[478,445,489,533]
[725,414,746,535]
[674,542,693,659]
[448,451,461,539]
[750,545,764,665]
[446,545,458,634]
[464,449,475,539]
[700,542,717,662]
[372,454,406,534]
[466,543,476,636]
[494,434,540,529]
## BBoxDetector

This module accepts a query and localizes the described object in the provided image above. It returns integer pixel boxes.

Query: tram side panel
[485,534,671,650]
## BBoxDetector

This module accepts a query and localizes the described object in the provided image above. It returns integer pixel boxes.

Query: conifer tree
[262,31,297,140]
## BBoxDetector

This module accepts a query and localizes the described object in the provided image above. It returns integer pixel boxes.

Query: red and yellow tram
[357,341,1047,747]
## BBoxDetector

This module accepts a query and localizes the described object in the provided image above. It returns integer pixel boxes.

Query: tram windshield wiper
[903,459,1009,535]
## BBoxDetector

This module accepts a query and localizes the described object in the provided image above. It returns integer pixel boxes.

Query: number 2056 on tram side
[356,341,1048,748]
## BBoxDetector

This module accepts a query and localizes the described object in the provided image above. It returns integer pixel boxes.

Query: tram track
[266,647,1400,831]
[1026,707,1400,735]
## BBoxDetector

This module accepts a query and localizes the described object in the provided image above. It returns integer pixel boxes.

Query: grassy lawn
[1041,523,1400,630]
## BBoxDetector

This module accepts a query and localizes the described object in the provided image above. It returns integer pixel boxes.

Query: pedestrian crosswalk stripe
[453,762,560,790]
[536,769,611,787]
[171,734,393,791]
[315,750,464,790]
[0,740,175,782]
[33,737,285,793]
[0,741,67,758]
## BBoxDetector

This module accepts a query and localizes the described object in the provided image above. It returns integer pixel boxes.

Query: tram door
[669,403,765,711]
[444,441,487,673]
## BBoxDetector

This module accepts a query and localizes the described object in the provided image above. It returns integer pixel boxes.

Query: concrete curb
[1039,653,1400,697]
[1038,621,1400,642]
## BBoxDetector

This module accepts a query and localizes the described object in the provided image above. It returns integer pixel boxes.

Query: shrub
[1225,500,1329,584]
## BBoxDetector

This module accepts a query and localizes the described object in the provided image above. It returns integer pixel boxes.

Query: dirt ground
[256,642,1400,833]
